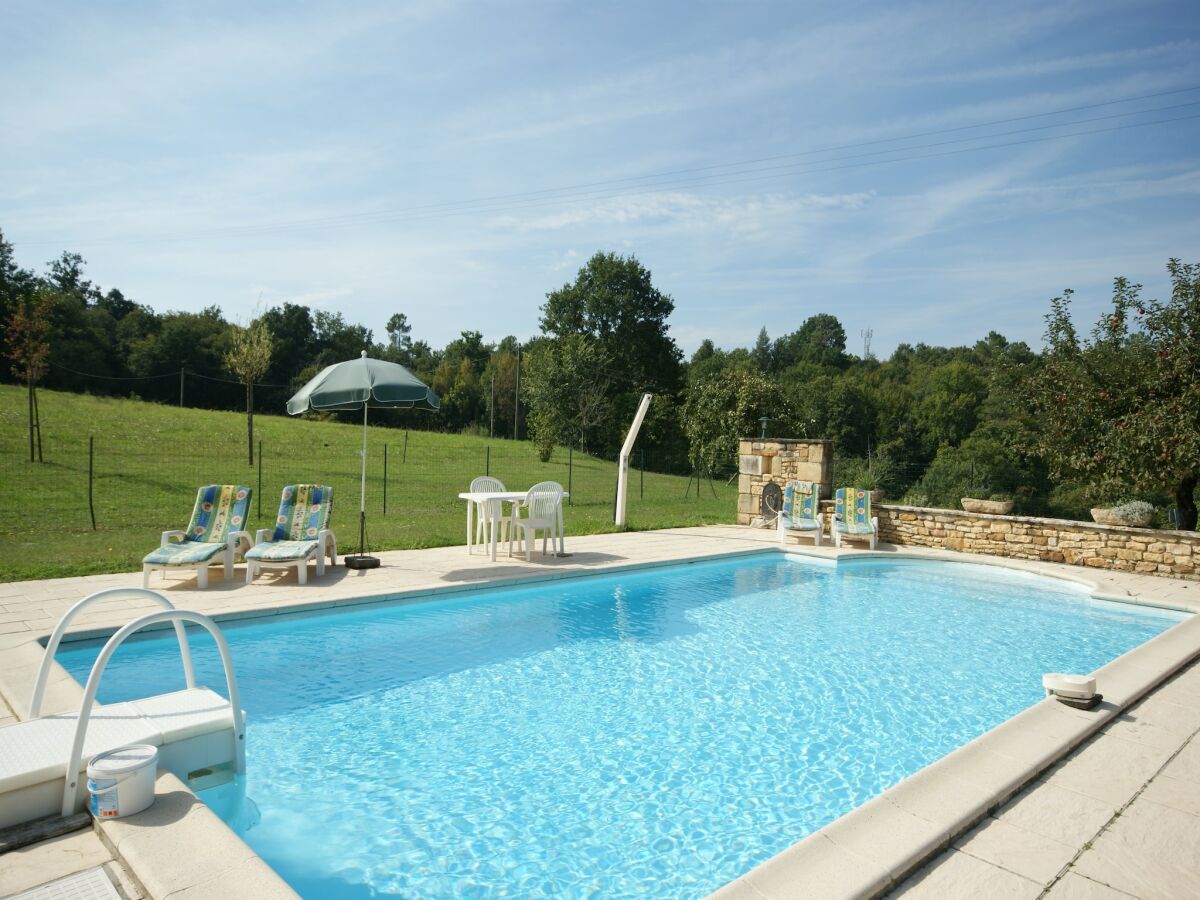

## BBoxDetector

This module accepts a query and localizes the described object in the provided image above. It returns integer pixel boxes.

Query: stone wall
[736,439,833,525]
[875,504,1199,580]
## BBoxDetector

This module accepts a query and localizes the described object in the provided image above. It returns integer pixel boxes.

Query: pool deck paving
[1,524,1199,899]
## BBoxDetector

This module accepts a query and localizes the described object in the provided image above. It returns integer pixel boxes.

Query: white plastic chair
[509,481,564,561]
[469,476,510,552]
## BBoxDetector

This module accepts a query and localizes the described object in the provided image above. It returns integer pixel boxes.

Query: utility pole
[179,368,185,406]
[513,343,520,440]
[489,374,495,438]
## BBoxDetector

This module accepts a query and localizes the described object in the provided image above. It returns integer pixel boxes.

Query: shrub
[1111,500,1154,521]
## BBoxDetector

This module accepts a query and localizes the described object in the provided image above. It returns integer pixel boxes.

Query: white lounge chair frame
[777,482,824,547]
[245,528,337,585]
[832,488,879,550]
[142,529,252,589]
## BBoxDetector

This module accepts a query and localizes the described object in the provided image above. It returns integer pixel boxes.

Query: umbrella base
[344,555,381,570]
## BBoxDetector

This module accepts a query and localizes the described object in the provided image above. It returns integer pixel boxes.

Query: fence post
[568,447,573,505]
[257,441,263,518]
[383,444,388,515]
[403,430,408,464]
[179,368,185,406]
[88,436,96,530]
[486,445,490,477]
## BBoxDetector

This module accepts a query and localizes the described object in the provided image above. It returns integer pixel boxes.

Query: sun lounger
[245,484,336,584]
[141,485,253,588]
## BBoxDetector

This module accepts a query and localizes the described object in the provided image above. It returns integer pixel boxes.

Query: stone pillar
[737,438,833,525]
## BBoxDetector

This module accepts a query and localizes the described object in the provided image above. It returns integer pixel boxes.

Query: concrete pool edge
[2,529,1198,898]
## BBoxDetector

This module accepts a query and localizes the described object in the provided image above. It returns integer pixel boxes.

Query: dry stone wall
[874,504,1199,581]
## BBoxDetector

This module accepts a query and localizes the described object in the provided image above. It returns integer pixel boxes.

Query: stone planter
[961,497,1014,515]
[1090,507,1153,527]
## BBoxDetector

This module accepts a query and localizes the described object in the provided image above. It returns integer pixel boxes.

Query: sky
[2,0,1199,358]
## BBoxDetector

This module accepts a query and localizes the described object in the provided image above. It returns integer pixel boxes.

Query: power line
[22,84,1200,247]
[217,110,1196,233]
[352,105,1200,226]
[49,360,290,388]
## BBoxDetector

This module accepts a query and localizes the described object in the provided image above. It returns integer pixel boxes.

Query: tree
[773,313,848,370]
[261,303,316,386]
[522,335,613,459]
[913,361,987,452]
[225,319,274,465]
[5,287,54,461]
[313,310,371,367]
[792,374,875,456]
[384,312,415,365]
[126,307,234,407]
[752,327,772,371]
[1018,261,1200,528]
[683,368,798,475]
[540,252,683,453]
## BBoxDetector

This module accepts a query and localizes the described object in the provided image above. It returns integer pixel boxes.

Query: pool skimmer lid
[1043,673,1102,710]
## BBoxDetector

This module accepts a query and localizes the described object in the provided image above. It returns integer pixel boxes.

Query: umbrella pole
[360,402,367,556]
[346,401,380,569]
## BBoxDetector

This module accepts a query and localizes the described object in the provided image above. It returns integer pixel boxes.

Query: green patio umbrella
[287,350,440,569]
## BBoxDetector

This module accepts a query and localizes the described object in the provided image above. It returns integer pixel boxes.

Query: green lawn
[0,385,734,582]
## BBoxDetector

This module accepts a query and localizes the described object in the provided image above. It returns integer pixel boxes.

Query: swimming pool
[58,554,1187,898]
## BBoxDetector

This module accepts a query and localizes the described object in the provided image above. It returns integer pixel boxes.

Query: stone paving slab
[0,829,115,897]
[892,658,1200,900]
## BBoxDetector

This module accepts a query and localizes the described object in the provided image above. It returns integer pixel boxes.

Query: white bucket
[87,744,158,819]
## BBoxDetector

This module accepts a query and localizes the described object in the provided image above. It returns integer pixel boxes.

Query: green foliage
[521,335,613,455]
[832,453,900,494]
[752,327,772,372]
[791,374,874,455]
[772,313,848,370]
[912,434,1040,511]
[540,251,682,397]
[5,223,1197,531]
[683,369,797,474]
[536,251,684,460]
[1017,261,1200,527]
[1111,500,1154,521]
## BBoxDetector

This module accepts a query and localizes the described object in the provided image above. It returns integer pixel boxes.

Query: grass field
[0,385,734,582]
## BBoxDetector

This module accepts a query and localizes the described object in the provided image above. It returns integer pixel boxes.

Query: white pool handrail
[60,609,245,817]
[31,587,195,718]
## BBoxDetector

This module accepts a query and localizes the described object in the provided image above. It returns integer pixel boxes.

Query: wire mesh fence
[1,429,735,580]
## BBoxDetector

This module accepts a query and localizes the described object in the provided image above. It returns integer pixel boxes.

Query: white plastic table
[457,490,568,561]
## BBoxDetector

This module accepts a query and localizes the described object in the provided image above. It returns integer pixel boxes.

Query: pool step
[0,688,238,830]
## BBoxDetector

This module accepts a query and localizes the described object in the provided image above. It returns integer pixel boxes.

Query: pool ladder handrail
[30,587,197,718]
[60,608,246,816]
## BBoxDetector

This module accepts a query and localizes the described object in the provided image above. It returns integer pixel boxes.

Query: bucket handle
[86,778,124,796]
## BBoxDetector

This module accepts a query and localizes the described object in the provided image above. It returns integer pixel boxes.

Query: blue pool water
[58,554,1186,898]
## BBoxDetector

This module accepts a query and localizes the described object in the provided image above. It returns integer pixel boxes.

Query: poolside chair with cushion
[245,484,336,585]
[469,475,511,552]
[833,487,879,550]
[509,481,564,561]
[777,480,823,546]
[142,485,253,588]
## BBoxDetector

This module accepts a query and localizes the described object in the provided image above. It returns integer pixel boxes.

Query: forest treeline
[4,227,1197,528]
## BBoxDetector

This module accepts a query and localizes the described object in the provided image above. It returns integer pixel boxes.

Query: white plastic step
[0,688,236,829]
